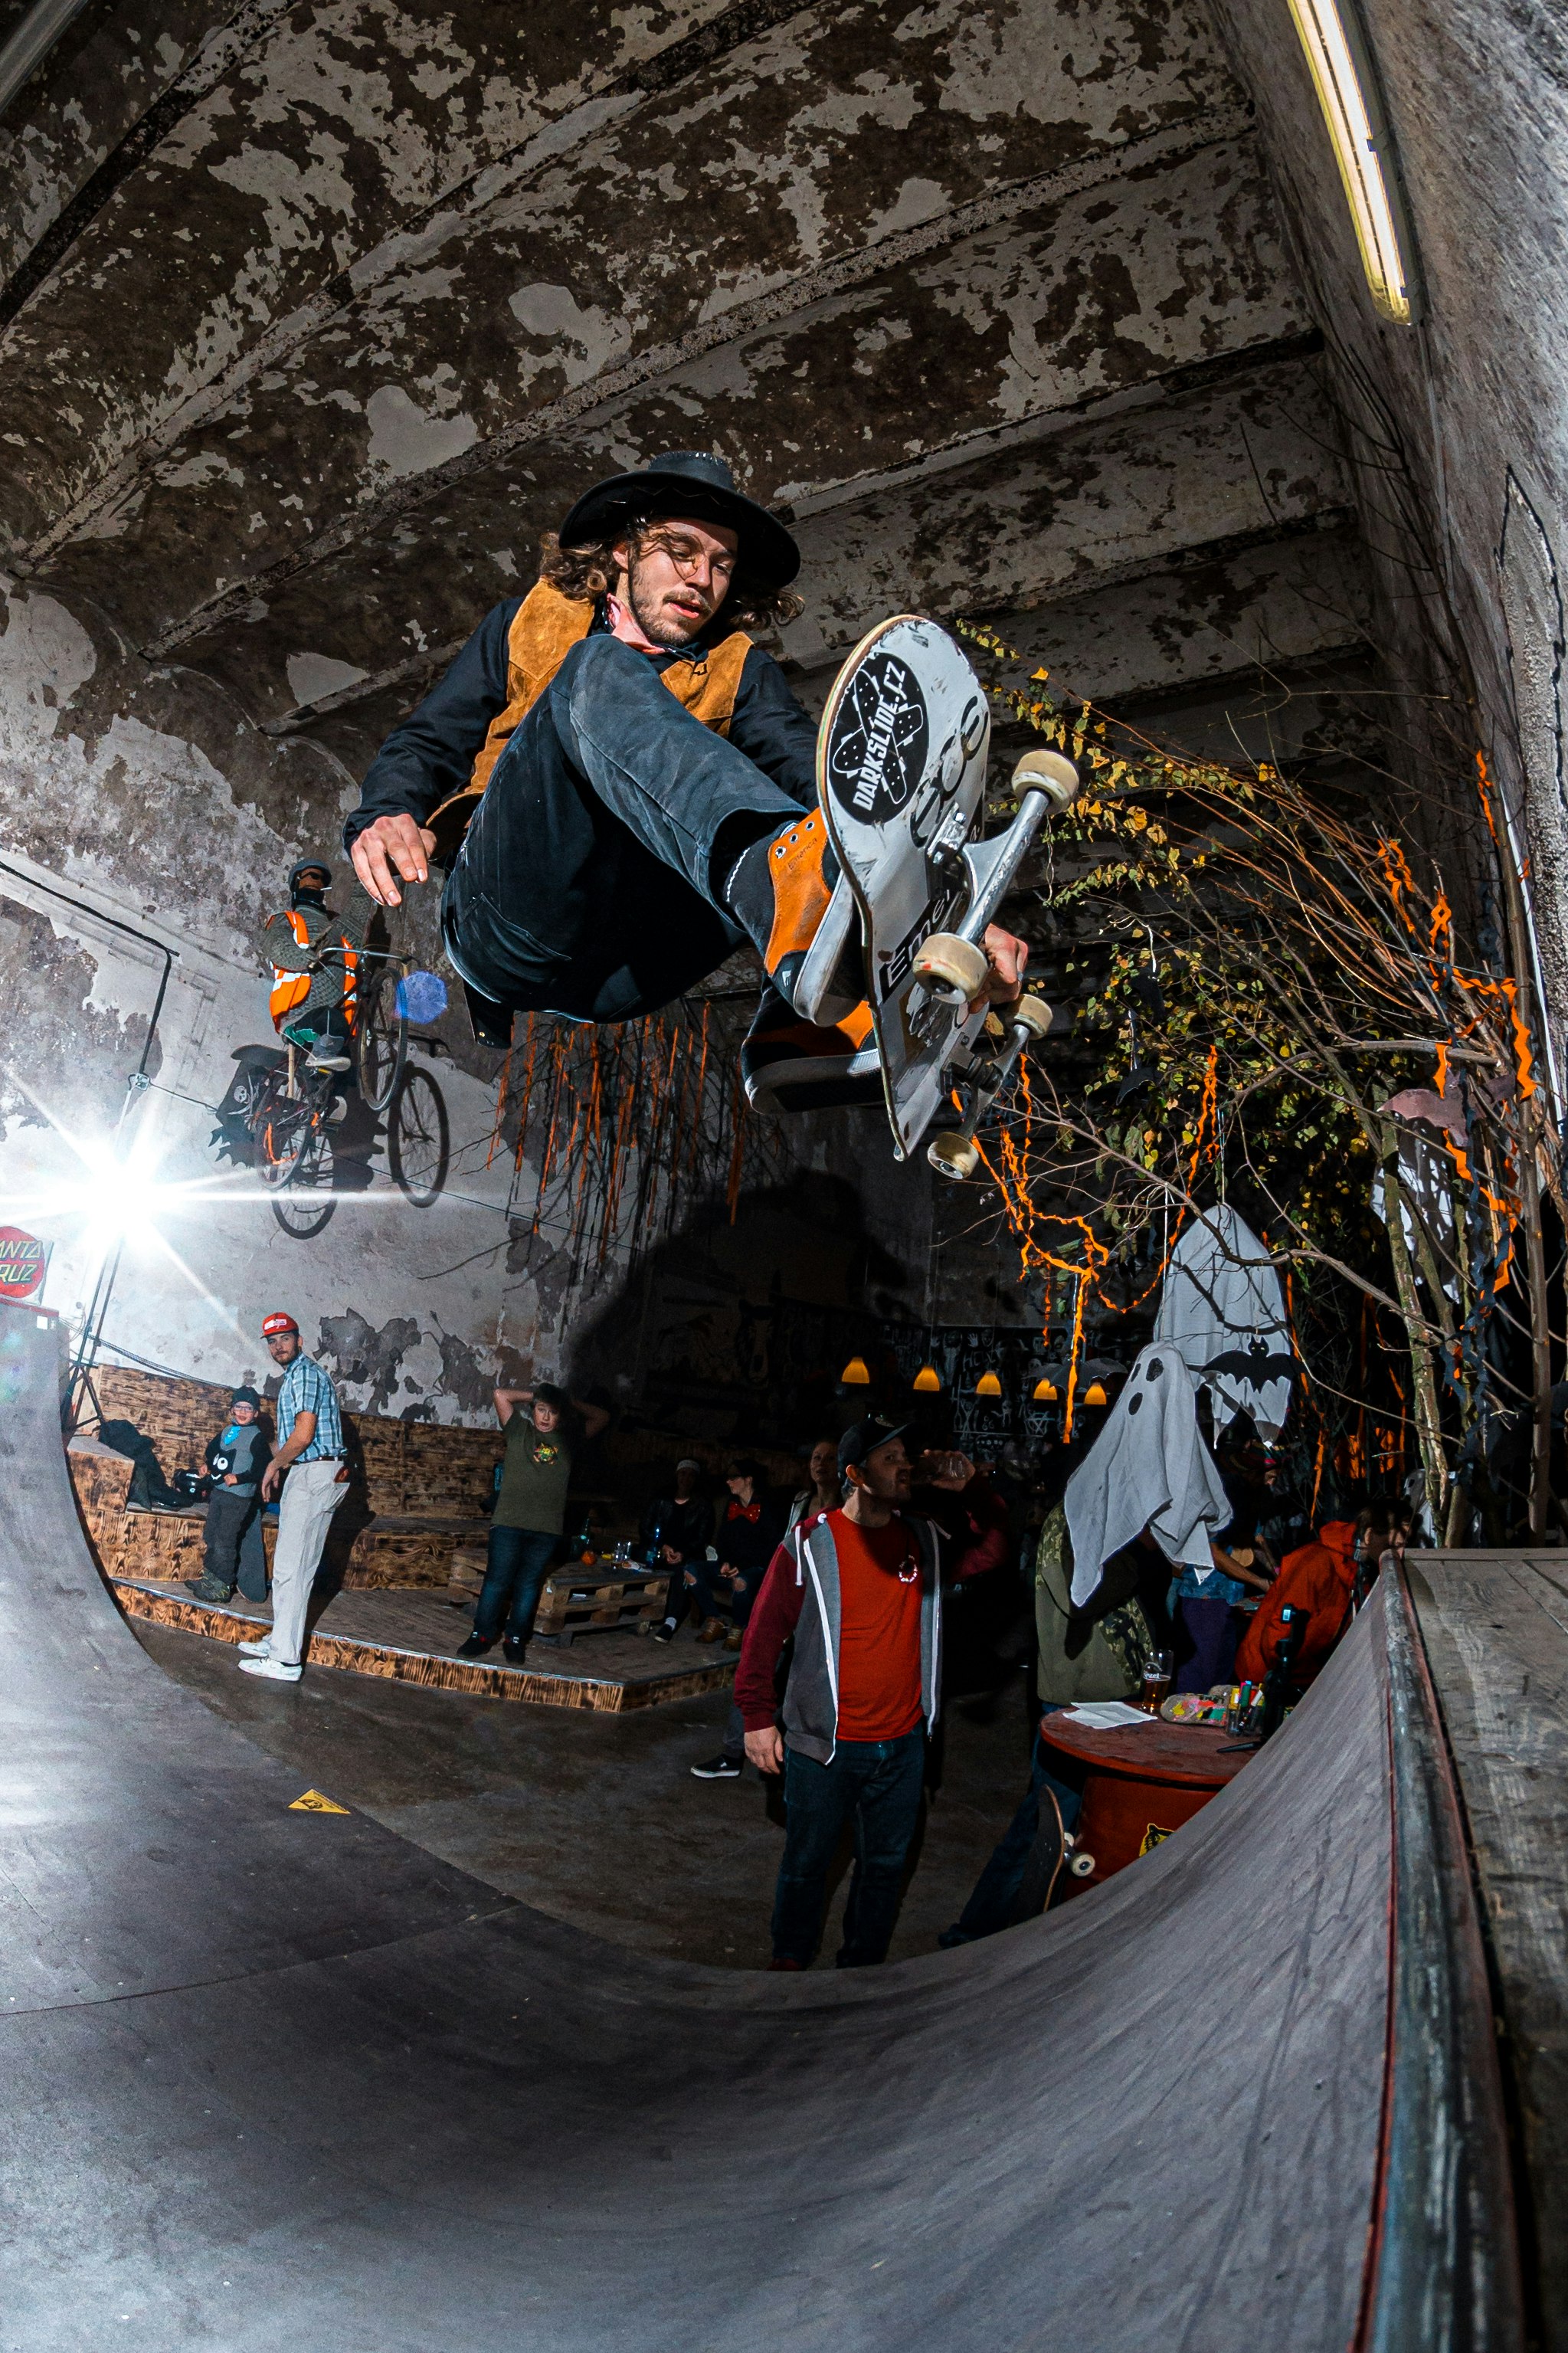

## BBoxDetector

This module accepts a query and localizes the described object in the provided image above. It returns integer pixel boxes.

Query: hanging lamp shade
[1032,1375,1059,1402]
[975,1369,1003,1399]
[912,1363,942,1393]
[1082,1379,1108,1407]
[840,1355,872,1387]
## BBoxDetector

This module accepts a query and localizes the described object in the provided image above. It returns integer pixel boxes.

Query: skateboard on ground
[814,614,1079,1166]
[1009,1784,1097,1921]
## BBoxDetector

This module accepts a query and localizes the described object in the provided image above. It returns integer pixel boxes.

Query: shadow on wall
[565,1169,912,1448]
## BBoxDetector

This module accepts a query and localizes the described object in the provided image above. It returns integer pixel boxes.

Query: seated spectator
[458,1381,610,1666]
[1234,1500,1409,1688]
[785,1439,840,1532]
[185,1387,272,1604]
[647,1459,715,1640]
[1169,1416,1279,1692]
[939,1497,1153,1945]
[1170,1537,1272,1693]
[689,1458,781,1652]
[735,1417,943,1969]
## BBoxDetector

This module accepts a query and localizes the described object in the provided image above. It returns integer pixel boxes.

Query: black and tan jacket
[345,580,816,859]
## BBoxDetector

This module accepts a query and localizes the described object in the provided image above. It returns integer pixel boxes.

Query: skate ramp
[0,1313,1517,2348]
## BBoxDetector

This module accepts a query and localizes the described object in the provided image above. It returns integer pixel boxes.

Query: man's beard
[626,554,715,648]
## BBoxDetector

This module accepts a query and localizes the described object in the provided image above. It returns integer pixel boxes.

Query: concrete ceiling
[0,0,1371,803]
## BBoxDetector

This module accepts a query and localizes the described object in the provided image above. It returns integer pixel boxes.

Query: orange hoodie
[1234,1520,1358,1686]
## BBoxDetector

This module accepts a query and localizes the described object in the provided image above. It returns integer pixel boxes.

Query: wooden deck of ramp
[2,1305,1547,2350]
[110,1574,735,1711]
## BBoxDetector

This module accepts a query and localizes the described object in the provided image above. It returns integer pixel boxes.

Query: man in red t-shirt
[735,1416,943,1969]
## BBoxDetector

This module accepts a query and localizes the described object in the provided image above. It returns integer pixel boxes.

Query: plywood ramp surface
[0,1316,1521,2349]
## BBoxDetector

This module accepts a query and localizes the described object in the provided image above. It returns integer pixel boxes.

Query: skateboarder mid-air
[344,451,1034,1118]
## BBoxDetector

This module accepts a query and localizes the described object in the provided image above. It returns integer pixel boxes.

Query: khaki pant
[269,1458,345,1667]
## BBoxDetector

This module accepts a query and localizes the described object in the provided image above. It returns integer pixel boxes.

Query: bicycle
[242,949,409,1234]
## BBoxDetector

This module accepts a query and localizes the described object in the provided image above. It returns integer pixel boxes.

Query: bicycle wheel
[271,1116,337,1237]
[254,1083,313,1186]
[357,962,408,1113]
[388,1066,450,1207]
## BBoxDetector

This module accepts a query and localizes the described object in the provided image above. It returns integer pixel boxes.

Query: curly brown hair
[538,524,804,632]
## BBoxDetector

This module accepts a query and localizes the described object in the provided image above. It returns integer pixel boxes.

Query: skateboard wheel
[1069,1850,1096,1878]
[914,932,988,1000]
[927,1131,981,1181]
[1012,748,1080,811]
[1010,994,1053,1040]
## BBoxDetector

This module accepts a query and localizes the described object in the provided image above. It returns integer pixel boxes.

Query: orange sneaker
[724,812,859,1022]
[741,987,882,1114]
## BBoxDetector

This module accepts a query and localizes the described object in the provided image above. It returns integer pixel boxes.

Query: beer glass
[1141,1649,1174,1714]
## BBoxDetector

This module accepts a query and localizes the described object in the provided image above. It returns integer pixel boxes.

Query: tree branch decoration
[957,622,1562,1542]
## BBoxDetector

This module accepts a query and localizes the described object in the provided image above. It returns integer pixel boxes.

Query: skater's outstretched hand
[977,922,1028,1009]
[352,813,436,908]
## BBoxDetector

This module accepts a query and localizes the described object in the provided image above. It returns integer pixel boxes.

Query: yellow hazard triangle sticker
[289,1789,350,1814]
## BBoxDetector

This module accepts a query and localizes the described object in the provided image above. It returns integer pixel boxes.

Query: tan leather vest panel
[425,580,752,857]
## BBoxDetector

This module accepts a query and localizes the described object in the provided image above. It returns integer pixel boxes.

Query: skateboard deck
[816,616,992,1158]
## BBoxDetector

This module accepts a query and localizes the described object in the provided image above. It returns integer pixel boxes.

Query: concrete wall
[0,0,1439,1412]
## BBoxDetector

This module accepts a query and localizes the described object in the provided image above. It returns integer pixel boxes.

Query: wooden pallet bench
[533,1563,670,1647]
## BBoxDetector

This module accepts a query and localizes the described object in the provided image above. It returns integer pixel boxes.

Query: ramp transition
[0,1311,1524,2349]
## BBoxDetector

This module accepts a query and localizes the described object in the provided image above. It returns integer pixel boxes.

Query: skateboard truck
[918,746,1080,1179]
[911,746,1082,1010]
[927,994,1053,1179]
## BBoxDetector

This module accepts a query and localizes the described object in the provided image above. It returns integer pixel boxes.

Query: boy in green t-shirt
[458,1381,609,1665]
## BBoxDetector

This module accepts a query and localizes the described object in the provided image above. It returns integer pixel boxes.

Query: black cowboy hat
[558,450,800,589]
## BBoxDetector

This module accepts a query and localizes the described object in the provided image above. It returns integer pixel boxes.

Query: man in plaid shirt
[237,1310,349,1683]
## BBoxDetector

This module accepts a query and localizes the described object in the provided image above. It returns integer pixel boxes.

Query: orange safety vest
[424,578,754,858]
[267,909,359,1034]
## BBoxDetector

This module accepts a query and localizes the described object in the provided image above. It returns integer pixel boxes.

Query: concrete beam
[1,0,1245,559]
[103,155,1307,729]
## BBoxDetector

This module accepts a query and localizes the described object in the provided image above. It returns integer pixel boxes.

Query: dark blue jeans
[773,1729,926,1968]
[1175,1594,1240,1693]
[688,1559,758,1628]
[473,1525,558,1644]
[444,634,801,1024]
[944,1719,1085,1945]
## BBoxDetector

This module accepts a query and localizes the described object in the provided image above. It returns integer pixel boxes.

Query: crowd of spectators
[640,1407,1409,1971]
[179,1332,1399,1970]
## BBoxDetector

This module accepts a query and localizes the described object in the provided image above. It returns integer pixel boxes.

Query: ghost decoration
[1065,1342,1232,1606]
[1153,1204,1293,1436]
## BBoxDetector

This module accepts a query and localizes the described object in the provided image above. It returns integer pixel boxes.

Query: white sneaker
[239,1654,301,1682]
[237,1636,271,1658]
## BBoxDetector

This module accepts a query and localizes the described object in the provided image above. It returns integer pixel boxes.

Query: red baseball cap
[260,1311,300,1337]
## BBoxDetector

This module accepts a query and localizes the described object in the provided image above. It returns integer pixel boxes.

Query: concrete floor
[133,1619,1036,1970]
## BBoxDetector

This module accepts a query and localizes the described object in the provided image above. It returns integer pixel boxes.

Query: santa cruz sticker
[827,651,930,826]
[0,1227,47,1301]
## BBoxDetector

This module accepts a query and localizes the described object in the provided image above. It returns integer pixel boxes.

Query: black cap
[837,1416,914,1479]
[230,1386,260,1409]
[557,450,800,589]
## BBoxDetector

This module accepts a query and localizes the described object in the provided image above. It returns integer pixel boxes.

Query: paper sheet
[1059,1701,1155,1729]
